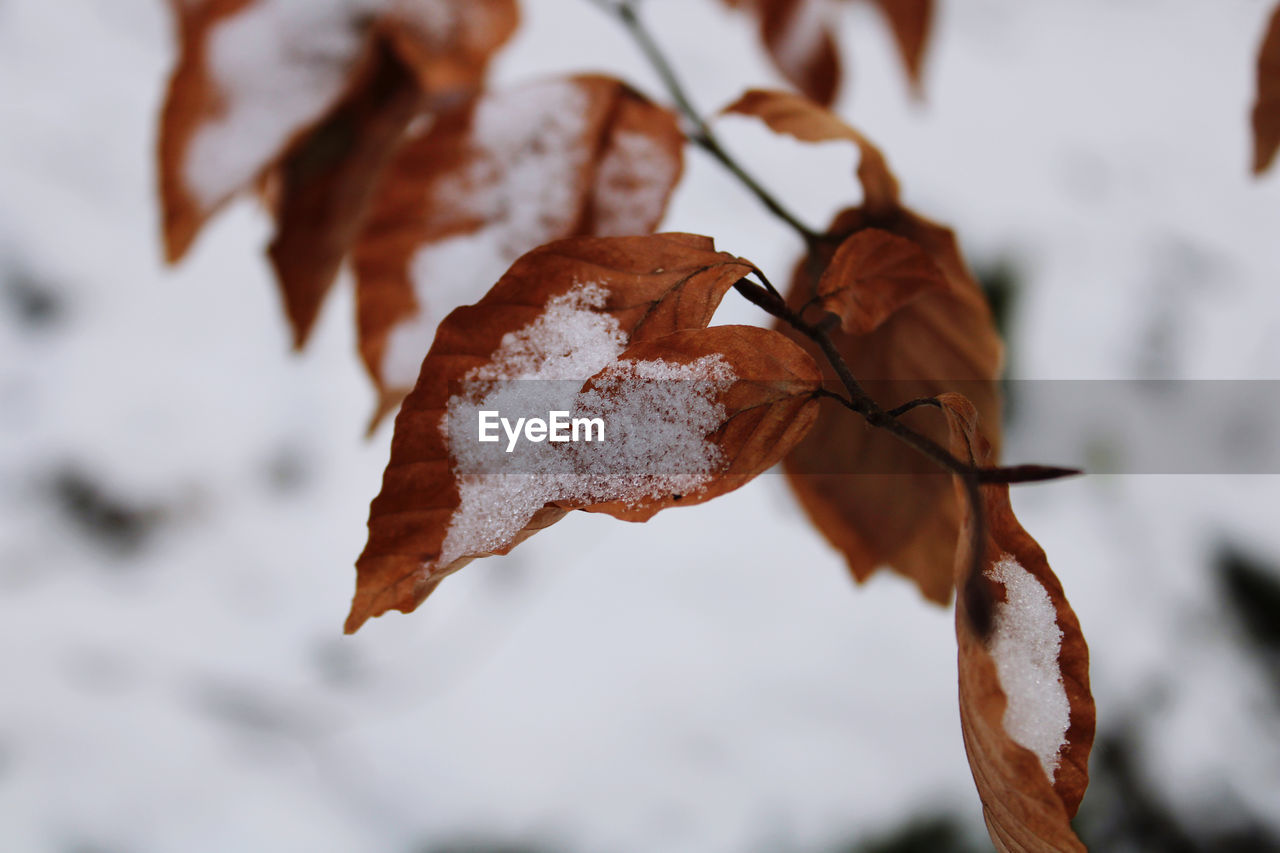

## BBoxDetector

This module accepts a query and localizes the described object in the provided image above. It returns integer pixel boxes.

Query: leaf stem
[588,0,824,247]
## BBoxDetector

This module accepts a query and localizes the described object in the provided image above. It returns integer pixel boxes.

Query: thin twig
[589,0,824,247]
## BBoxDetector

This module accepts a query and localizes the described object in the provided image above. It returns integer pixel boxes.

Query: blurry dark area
[417,842,558,853]
[975,258,1020,346]
[974,256,1021,426]
[1216,543,1280,666]
[835,815,983,853]
[47,465,168,557]
[1075,726,1280,853]
[3,265,66,332]
[261,440,313,496]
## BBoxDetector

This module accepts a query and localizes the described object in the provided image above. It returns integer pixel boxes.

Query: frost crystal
[987,555,1071,782]
[436,283,735,568]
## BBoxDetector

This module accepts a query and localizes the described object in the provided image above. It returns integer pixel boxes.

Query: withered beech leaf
[348,234,754,632]
[1253,2,1280,175]
[816,227,948,334]
[866,0,934,95]
[757,0,843,108]
[721,89,900,214]
[266,31,423,349]
[939,394,1094,853]
[780,206,1002,605]
[353,74,687,417]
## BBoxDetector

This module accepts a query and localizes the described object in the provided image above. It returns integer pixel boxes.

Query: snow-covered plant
[151,0,1280,848]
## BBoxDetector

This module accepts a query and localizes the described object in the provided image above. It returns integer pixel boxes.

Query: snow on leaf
[352,75,687,417]
[721,89,900,214]
[938,394,1095,853]
[347,234,756,632]
[816,227,948,334]
[578,325,823,523]
[779,205,1002,606]
[1253,3,1280,175]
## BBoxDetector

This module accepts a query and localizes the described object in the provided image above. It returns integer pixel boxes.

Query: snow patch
[987,554,1071,782]
[436,283,734,568]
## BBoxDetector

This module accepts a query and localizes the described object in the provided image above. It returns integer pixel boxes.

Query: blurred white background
[2,1,1279,851]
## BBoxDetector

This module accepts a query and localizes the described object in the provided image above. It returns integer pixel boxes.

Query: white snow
[437,283,735,567]
[379,78,597,389]
[986,555,1070,782]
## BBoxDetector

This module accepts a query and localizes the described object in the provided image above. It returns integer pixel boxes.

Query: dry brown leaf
[816,227,948,334]
[348,234,754,632]
[721,89,899,214]
[939,394,1094,852]
[865,0,934,95]
[780,205,1002,605]
[1253,3,1280,175]
[757,0,843,108]
[352,74,686,415]
[266,32,423,349]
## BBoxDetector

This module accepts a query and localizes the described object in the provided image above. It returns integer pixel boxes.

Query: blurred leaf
[1252,3,1280,175]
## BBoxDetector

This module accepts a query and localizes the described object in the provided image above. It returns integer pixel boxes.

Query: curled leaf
[348,234,754,632]
[816,227,948,334]
[780,206,1002,605]
[939,394,1095,853]
[721,89,899,213]
[353,75,687,414]
[1253,2,1280,175]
